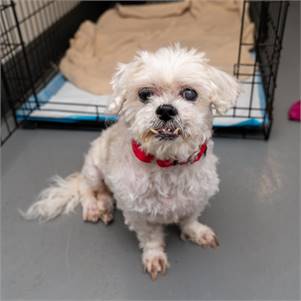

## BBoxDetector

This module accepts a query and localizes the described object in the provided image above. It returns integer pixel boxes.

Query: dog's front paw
[142,249,170,280]
[181,223,219,248]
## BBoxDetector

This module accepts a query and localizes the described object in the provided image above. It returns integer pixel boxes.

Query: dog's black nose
[156,104,178,122]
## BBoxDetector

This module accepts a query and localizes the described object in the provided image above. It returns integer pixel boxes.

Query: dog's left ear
[108,63,129,114]
[207,66,240,114]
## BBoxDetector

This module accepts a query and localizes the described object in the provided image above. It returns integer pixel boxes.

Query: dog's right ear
[206,65,240,114]
[108,63,128,114]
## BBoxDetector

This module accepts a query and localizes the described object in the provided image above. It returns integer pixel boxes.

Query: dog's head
[109,45,239,160]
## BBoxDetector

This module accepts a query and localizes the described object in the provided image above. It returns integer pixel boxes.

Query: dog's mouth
[151,126,181,141]
[142,124,182,142]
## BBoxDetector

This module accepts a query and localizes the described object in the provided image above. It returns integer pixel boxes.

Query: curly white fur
[20,173,81,222]
[22,45,239,279]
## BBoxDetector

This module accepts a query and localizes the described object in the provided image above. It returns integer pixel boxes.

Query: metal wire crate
[225,0,289,139]
[1,1,289,145]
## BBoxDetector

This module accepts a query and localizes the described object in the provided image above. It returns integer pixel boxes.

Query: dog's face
[109,46,239,160]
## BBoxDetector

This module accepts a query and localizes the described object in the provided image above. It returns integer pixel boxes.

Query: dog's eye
[180,88,198,101]
[138,88,154,103]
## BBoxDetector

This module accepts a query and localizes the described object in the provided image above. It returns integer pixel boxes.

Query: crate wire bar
[1,1,289,145]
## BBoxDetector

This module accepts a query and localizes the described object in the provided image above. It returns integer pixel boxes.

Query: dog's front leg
[125,214,169,280]
[139,224,169,280]
[179,217,219,248]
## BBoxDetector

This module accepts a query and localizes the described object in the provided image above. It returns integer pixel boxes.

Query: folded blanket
[60,0,254,94]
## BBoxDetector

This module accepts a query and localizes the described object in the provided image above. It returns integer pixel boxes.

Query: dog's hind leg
[80,179,114,224]
[80,152,114,224]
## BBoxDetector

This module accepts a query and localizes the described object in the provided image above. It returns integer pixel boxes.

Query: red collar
[131,140,207,168]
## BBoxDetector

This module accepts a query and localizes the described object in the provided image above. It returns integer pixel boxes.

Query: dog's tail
[20,173,82,222]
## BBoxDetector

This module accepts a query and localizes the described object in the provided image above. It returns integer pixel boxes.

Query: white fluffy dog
[23,45,239,280]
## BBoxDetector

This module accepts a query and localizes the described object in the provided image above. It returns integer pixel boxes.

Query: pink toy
[288,100,301,121]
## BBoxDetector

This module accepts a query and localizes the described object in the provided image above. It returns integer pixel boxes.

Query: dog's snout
[156,104,178,122]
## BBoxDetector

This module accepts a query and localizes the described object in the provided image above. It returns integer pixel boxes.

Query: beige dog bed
[60,0,254,95]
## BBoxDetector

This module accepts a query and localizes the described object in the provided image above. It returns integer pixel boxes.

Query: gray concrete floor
[1,3,300,300]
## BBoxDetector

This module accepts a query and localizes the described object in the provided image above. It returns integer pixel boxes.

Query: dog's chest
[106,154,218,222]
